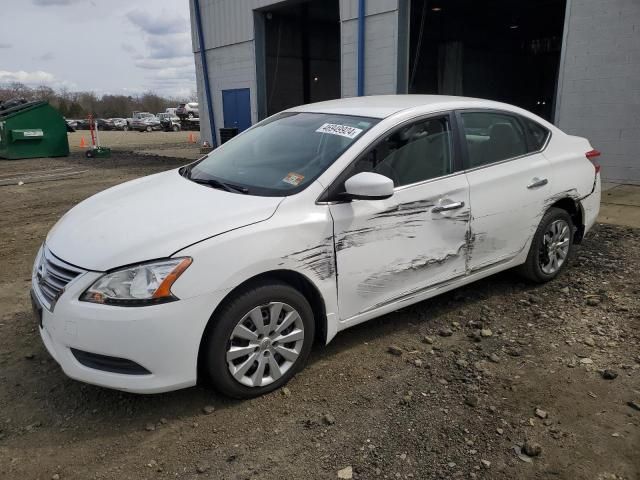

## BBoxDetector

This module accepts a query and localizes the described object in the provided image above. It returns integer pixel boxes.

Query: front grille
[34,246,85,310]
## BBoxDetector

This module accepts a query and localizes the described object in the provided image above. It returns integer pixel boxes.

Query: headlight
[80,258,192,306]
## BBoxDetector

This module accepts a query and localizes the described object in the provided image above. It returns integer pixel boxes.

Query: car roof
[288,94,522,119]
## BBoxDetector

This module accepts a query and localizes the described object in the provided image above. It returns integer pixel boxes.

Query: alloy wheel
[226,302,304,388]
[539,219,570,274]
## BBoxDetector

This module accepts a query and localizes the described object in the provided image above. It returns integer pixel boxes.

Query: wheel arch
[548,197,585,244]
[196,269,328,377]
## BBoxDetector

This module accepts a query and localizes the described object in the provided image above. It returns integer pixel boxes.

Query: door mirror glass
[344,172,394,200]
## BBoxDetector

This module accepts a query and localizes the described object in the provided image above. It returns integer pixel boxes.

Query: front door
[222,88,252,132]
[329,114,471,320]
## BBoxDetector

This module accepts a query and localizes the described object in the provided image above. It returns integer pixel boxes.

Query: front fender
[170,194,338,337]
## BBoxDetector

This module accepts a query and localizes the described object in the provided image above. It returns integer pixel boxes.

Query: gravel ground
[0,152,638,480]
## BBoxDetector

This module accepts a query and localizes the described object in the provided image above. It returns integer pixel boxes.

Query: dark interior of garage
[408,0,566,121]
[261,0,340,116]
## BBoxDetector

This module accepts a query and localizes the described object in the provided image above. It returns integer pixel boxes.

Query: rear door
[327,113,471,320]
[457,110,553,271]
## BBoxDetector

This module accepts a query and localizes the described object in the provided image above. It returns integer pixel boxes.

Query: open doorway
[257,0,341,118]
[408,0,566,121]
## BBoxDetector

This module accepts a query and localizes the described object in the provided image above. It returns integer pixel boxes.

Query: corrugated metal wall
[190,0,402,144]
[555,0,640,184]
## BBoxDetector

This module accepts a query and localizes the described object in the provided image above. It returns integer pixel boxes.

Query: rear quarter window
[521,117,550,151]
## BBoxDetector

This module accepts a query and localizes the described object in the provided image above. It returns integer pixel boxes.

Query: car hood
[46,170,283,271]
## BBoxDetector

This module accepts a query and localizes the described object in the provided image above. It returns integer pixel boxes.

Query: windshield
[188,112,379,196]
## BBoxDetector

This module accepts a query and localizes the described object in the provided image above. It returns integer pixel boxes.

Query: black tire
[123,125,130,131]
[202,279,315,399]
[172,124,180,132]
[85,149,94,158]
[145,125,152,132]
[188,112,194,119]
[518,207,574,283]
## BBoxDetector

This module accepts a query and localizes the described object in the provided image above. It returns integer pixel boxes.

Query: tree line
[0,82,194,119]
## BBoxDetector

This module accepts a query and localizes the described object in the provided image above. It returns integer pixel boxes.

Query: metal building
[189,0,640,184]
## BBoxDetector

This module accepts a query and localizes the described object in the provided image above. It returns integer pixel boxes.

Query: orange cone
[79,136,87,148]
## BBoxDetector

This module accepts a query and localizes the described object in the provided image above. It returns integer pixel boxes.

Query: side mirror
[343,172,394,201]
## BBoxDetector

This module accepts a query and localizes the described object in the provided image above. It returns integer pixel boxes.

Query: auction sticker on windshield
[282,172,305,186]
[316,123,363,139]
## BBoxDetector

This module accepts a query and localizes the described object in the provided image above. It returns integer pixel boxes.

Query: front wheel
[518,207,574,283]
[202,280,315,398]
[145,125,152,132]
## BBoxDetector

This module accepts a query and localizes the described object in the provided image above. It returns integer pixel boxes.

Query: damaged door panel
[331,175,470,320]
[458,110,554,271]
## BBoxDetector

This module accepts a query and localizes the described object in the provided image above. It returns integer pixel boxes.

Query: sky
[0,0,196,99]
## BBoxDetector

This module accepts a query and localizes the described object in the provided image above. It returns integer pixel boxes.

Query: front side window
[345,116,453,188]
[187,112,379,196]
[461,112,528,168]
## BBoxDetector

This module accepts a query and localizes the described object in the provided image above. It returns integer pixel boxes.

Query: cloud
[32,0,80,5]
[135,57,194,70]
[126,9,188,35]
[0,70,77,90]
[121,43,138,55]
[34,51,55,62]
[0,70,56,84]
[122,7,195,97]
[0,42,11,49]
[146,34,192,59]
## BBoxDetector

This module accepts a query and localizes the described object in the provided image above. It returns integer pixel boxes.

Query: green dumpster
[0,100,69,159]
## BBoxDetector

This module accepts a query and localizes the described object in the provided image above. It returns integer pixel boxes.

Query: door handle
[527,177,548,189]
[432,201,465,213]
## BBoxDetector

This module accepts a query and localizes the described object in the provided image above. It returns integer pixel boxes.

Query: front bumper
[33,262,229,394]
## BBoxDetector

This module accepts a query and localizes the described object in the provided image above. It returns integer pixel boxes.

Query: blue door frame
[222,88,252,132]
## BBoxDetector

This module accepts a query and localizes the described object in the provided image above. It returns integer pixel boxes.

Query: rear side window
[521,117,550,151]
[460,112,528,168]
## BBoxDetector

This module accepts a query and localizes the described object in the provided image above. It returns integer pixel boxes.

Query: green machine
[0,100,69,159]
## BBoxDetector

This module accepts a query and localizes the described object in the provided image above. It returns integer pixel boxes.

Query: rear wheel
[172,124,180,132]
[518,207,574,283]
[145,125,152,132]
[203,280,315,398]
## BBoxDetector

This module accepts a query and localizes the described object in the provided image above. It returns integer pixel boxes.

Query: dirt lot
[67,130,203,160]
[0,149,639,480]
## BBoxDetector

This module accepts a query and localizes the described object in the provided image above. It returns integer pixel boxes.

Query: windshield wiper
[190,177,249,194]
[182,165,249,194]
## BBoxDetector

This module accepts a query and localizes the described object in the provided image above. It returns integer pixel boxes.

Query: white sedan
[31,95,601,398]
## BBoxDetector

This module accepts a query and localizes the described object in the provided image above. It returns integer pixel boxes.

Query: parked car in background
[31,95,601,398]
[111,118,127,130]
[65,119,78,130]
[158,112,181,132]
[176,102,199,120]
[126,112,153,131]
[132,114,161,132]
[74,119,89,130]
[165,107,177,116]
[95,118,116,131]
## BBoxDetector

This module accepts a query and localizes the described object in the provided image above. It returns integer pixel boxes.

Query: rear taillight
[586,149,601,174]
